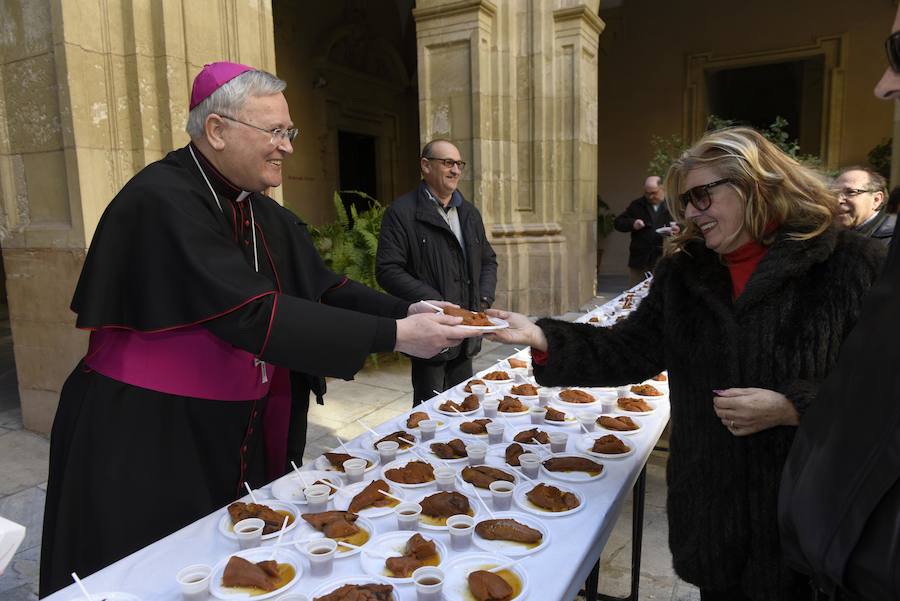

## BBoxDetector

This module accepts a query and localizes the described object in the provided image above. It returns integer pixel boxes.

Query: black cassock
[39,145,409,596]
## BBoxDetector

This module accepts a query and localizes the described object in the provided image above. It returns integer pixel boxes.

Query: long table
[47,281,669,601]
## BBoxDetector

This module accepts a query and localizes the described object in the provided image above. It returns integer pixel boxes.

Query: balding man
[613,175,674,283]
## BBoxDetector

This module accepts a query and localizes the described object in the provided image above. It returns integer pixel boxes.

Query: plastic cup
[467,442,487,466]
[549,431,568,453]
[343,458,367,484]
[518,452,541,478]
[304,483,330,513]
[530,406,546,425]
[434,466,456,491]
[486,422,505,445]
[489,480,514,511]
[396,502,422,531]
[176,564,212,601]
[446,514,474,550]
[470,384,488,402]
[538,390,553,407]
[597,390,619,414]
[412,566,445,601]
[233,517,264,549]
[482,398,499,418]
[577,412,597,432]
[305,538,337,578]
[418,420,437,442]
[376,440,399,464]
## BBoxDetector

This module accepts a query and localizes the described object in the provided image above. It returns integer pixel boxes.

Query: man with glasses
[377,139,498,406]
[613,175,674,284]
[39,63,477,596]
[831,166,894,244]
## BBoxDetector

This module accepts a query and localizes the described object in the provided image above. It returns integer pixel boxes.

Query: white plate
[513,482,586,517]
[209,547,304,600]
[453,379,501,396]
[541,406,580,427]
[458,463,520,498]
[500,357,531,371]
[478,371,514,386]
[360,431,419,455]
[472,511,550,556]
[595,415,643,436]
[423,436,472,463]
[627,383,668,399]
[505,424,554,448]
[270,471,343,505]
[359,531,449,583]
[574,433,635,459]
[441,552,530,601]
[456,316,509,332]
[432,395,482,417]
[381,457,439,488]
[554,388,602,408]
[332,480,406,518]
[397,412,449,434]
[539,453,606,483]
[218,500,299,541]
[69,594,142,601]
[615,400,657,416]
[410,490,481,530]
[309,576,400,601]
[495,399,531,418]
[486,442,551,467]
[314,449,381,474]
[293,514,376,558]
[449,418,493,439]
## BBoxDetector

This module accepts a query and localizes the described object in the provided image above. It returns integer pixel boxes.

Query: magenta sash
[85,327,291,482]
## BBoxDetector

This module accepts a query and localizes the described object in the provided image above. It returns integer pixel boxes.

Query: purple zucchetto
[189,61,255,110]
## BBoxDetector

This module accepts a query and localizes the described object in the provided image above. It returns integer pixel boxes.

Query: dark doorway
[706,56,824,156]
[338,131,378,219]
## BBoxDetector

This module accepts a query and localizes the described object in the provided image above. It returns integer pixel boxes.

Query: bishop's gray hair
[186,69,286,139]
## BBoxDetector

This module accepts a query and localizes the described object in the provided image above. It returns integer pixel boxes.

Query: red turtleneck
[724,238,768,300]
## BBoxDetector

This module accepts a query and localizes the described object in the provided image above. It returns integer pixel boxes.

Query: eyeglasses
[678,178,732,211]
[886,31,900,73]
[219,114,299,145]
[424,156,466,170]
[832,187,874,199]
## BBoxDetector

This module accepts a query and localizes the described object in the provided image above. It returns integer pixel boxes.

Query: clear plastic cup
[376,440,399,464]
[538,390,553,407]
[549,431,568,453]
[446,514,474,550]
[305,538,337,578]
[470,384,488,402]
[412,566,445,601]
[418,420,437,442]
[529,406,546,425]
[396,502,422,531]
[597,390,619,414]
[577,412,597,432]
[434,466,456,491]
[233,517,264,549]
[518,452,541,478]
[343,458,367,484]
[176,563,212,601]
[467,442,488,466]
[489,480,514,511]
[482,398,499,418]
[486,422,505,445]
[304,483,330,513]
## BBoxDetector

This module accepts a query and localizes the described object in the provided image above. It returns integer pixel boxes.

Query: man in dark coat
[39,63,475,596]
[613,175,674,283]
[832,166,895,245]
[376,139,498,405]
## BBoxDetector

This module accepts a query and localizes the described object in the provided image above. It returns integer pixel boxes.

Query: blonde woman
[490,128,885,600]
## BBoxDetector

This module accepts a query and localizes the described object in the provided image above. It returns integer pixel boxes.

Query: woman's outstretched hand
[484,309,549,352]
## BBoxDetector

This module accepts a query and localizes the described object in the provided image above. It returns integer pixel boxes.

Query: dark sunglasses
[886,31,900,73]
[678,178,732,211]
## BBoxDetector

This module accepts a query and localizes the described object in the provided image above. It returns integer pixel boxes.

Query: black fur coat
[534,227,884,600]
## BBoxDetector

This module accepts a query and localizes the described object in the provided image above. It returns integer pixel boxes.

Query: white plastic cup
[176,563,212,601]
[549,431,569,453]
[434,466,456,491]
[598,390,619,414]
[376,440,400,464]
[467,442,488,466]
[343,458,367,484]
[446,514,475,550]
[518,452,541,478]
[412,566,445,601]
[418,420,437,442]
[530,406,546,425]
[304,483,330,513]
[577,412,597,433]
[482,398,499,418]
[470,384,488,402]
[305,538,337,578]
[233,517,264,550]
[616,386,630,398]
[538,390,553,407]
[486,422,505,445]
[396,502,422,531]
[489,480,515,511]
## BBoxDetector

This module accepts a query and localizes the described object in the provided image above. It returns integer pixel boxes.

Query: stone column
[413,0,602,315]
[0,0,276,434]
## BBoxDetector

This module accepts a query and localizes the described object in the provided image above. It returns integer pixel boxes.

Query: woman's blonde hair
[664,127,837,254]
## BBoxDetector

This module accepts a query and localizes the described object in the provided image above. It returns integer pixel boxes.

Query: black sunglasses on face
[886,31,900,73]
[678,178,732,211]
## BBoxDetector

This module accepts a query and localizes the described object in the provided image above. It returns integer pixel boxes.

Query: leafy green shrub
[867,138,892,179]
